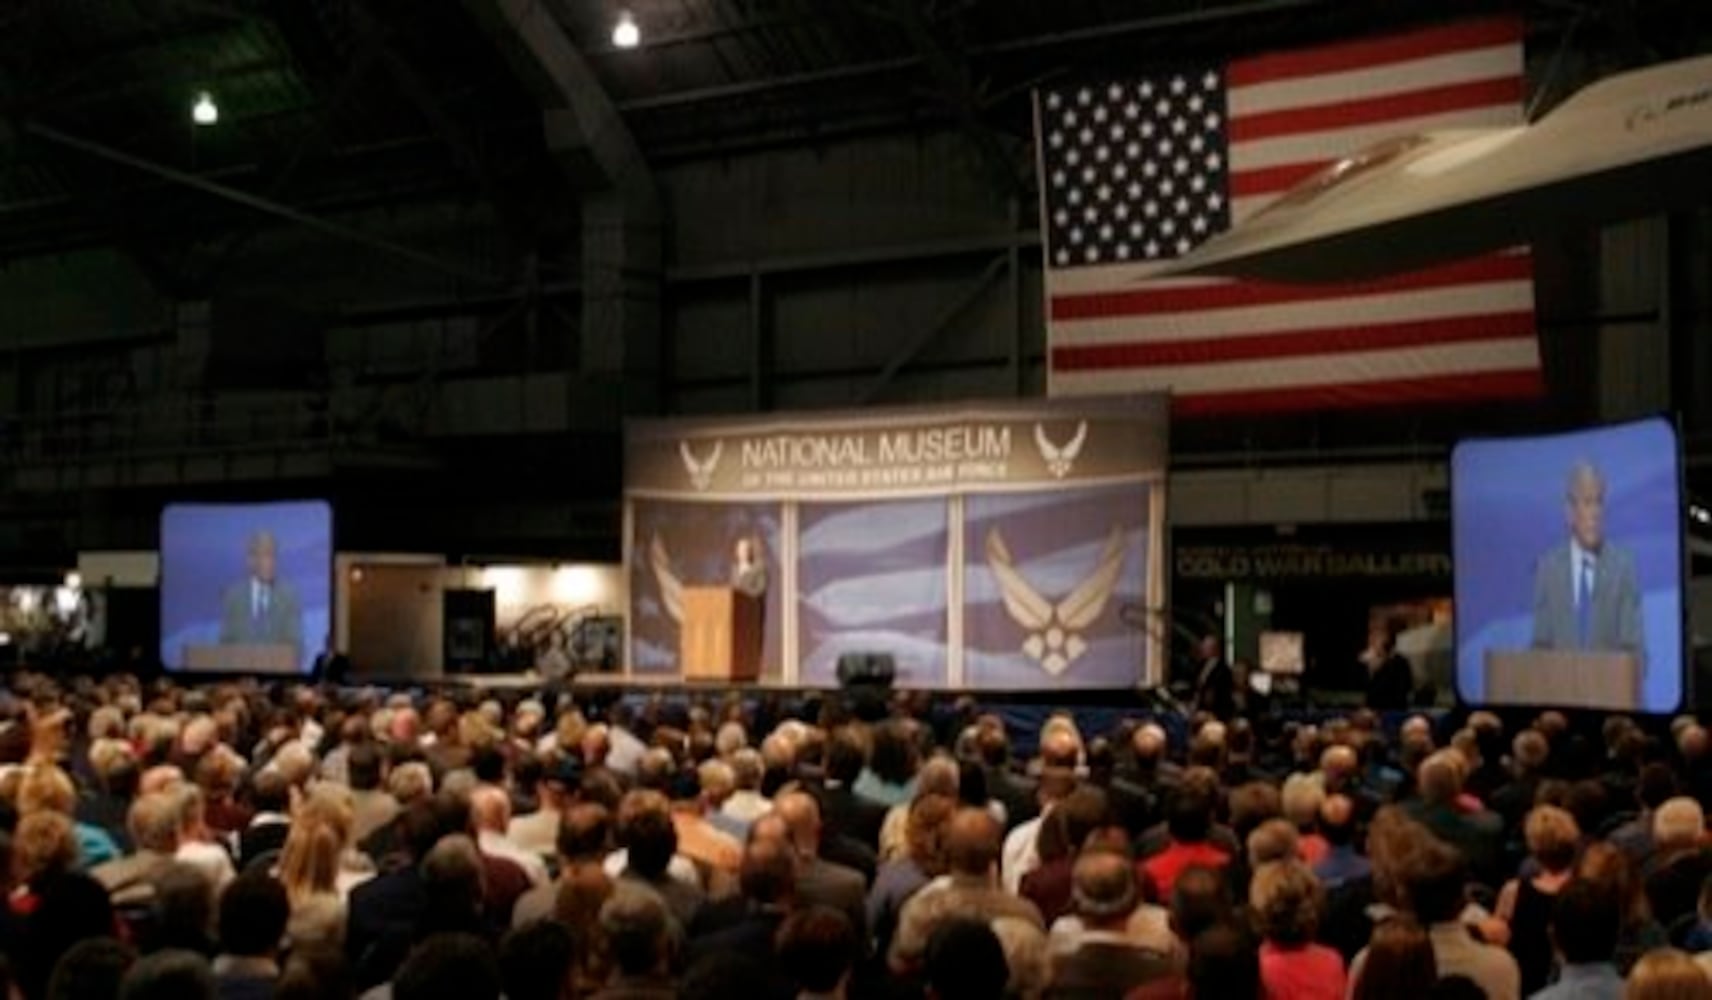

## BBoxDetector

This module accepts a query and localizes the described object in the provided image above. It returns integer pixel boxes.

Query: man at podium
[1530,462,1644,667]
[218,530,303,663]
[730,536,769,598]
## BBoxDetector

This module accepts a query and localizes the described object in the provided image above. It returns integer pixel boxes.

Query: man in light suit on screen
[1530,461,1644,667]
[219,530,303,661]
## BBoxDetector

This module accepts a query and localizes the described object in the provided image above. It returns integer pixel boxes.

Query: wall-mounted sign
[1174,526,1451,584]
[626,397,1168,501]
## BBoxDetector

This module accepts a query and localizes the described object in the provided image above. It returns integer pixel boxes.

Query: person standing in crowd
[1361,621,1414,712]
[1190,635,1235,720]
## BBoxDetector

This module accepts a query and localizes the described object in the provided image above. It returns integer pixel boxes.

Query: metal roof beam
[463,0,653,204]
[25,123,506,287]
[876,0,1022,196]
[615,0,1329,114]
[463,0,661,420]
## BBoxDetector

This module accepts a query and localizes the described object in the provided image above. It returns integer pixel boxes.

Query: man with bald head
[773,790,867,943]
[1404,751,1501,882]
[1048,850,1175,995]
[1531,460,1644,661]
[890,807,1044,975]
[1189,635,1235,719]
[1118,723,1181,815]
[471,784,549,888]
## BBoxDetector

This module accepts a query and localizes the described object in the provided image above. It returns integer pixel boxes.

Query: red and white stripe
[1048,17,1543,414]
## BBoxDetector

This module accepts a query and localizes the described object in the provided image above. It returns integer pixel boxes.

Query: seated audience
[1251,859,1345,1000]
[1139,771,1230,902]
[118,950,215,1000]
[611,792,703,930]
[867,792,954,957]
[212,873,288,1000]
[923,920,1010,1000]
[772,790,867,942]
[1352,838,1519,1000]
[1642,796,1712,929]
[890,807,1044,976]
[1626,948,1712,1000]
[14,669,1712,1000]
[393,932,502,1000]
[591,887,675,1000]
[777,906,857,1000]
[498,920,574,1000]
[1532,879,1624,1000]
[1046,849,1174,998]
[1348,917,1435,1000]
[1492,804,1579,994]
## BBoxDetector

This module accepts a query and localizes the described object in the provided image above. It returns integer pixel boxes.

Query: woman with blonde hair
[1626,948,1712,1000]
[1492,804,1580,993]
[16,764,120,868]
[10,811,79,915]
[275,785,373,947]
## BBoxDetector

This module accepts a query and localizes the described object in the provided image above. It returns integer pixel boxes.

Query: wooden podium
[680,587,764,682]
[184,643,299,674]
[1484,650,1641,709]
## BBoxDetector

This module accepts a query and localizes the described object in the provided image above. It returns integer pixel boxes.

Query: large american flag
[1038,17,1543,415]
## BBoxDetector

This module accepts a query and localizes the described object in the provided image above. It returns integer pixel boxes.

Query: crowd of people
[1,672,1712,999]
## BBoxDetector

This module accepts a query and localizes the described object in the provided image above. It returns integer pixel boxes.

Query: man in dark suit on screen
[1530,461,1644,666]
[220,530,303,661]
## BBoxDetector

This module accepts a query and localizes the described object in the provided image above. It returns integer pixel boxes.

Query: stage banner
[625,396,1168,690]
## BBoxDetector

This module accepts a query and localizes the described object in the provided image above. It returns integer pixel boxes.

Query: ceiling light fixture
[192,91,219,126]
[612,11,640,49]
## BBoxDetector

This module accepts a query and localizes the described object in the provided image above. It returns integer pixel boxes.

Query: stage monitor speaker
[444,588,496,673]
[836,651,896,688]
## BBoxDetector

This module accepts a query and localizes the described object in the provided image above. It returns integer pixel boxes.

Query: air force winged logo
[678,441,723,492]
[1034,421,1088,479]
[986,524,1127,676]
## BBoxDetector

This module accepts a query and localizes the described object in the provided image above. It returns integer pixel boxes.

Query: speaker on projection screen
[444,588,495,673]
[836,651,897,688]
